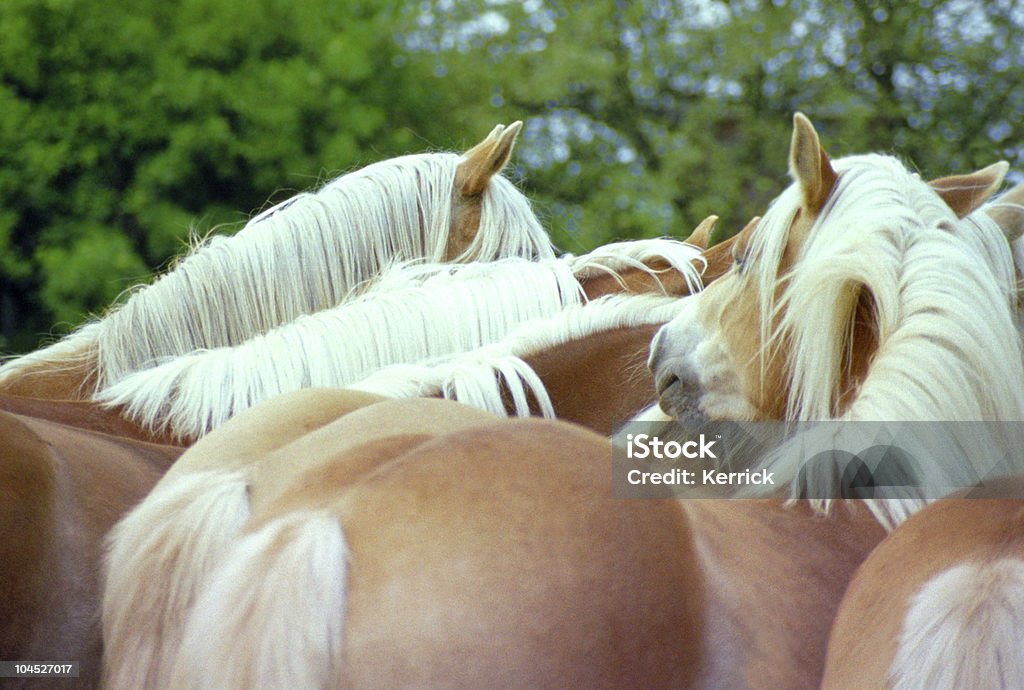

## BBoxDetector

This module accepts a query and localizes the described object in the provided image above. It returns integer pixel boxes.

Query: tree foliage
[2,0,1022,352]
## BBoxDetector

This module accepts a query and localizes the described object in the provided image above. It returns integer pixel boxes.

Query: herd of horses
[2,113,1024,688]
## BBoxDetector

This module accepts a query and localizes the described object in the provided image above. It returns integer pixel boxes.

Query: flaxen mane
[351,292,688,416]
[97,239,702,441]
[742,154,1024,526]
[96,258,578,440]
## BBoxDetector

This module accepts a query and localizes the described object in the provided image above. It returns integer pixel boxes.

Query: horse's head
[649,113,1020,424]
[447,121,529,260]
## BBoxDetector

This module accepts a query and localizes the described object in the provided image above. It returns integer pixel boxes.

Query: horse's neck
[522,323,660,435]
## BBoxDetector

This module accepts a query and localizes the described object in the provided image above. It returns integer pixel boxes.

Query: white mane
[739,154,1024,526]
[97,258,580,441]
[350,292,687,416]
[567,237,705,295]
[0,151,554,390]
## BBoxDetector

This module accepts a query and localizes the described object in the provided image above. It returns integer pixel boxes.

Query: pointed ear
[685,215,718,249]
[455,121,524,197]
[985,180,1024,242]
[930,161,1009,219]
[789,113,838,214]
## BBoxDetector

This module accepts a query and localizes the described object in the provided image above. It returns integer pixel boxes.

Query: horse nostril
[655,371,680,398]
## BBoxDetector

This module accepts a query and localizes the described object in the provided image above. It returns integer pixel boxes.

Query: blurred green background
[1,0,1022,353]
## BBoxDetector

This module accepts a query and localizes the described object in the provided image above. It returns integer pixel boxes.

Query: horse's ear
[455,121,524,197]
[985,180,1024,242]
[930,161,1009,219]
[686,215,718,249]
[789,113,838,215]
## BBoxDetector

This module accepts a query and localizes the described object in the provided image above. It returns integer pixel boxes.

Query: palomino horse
[823,479,1024,689]
[648,113,1024,526]
[400,216,754,435]
[0,411,181,689]
[506,216,746,432]
[1,219,719,683]
[0,222,720,446]
[0,121,554,400]
[102,390,885,689]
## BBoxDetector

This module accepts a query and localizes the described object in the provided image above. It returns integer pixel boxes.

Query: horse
[0,217,721,684]
[102,390,886,689]
[0,410,182,689]
[101,114,1024,686]
[648,112,1024,527]
[821,478,1024,689]
[0,121,554,400]
[93,234,712,442]
[95,219,769,688]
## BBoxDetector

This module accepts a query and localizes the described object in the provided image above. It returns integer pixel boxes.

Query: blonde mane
[96,258,579,441]
[568,237,705,295]
[350,292,688,417]
[0,152,554,391]
[742,154,1024,526]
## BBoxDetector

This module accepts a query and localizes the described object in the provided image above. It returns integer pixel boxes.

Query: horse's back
[0,392,179,446]
[336,419,702,688]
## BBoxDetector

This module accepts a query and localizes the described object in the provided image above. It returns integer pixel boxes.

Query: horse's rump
[163,414,701,688]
